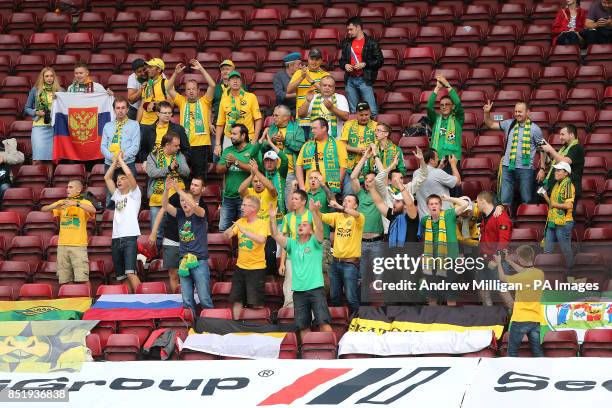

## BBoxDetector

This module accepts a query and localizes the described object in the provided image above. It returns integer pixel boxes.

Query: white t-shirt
[127,73,142,110]
[112,187,142,238]
[413,165,458,219]
[307,92,349,138]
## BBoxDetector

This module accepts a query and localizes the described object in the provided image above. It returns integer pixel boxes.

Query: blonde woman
[24,67,63,167]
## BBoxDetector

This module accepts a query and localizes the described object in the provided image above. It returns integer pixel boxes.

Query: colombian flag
[51,92,114,161]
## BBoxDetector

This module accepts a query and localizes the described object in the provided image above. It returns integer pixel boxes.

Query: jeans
[111,236,138,281]
[149,205,165,251]
[0,183,10,201]
[330,261,360,315]
[580,28,612,45]
[346,76,378,117]
[500,166,534,206]
[180,259,213,318]
[218,196,243,231]
[544,221,575,267]
[507,321,544,357]
[104,162,138,208]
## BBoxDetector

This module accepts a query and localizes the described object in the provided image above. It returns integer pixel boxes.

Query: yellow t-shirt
[246,187,276,233]
[173,94,212,147]
[507,267,545,323]
[52,199,93,247]
[233,217,268,270]
[155,123,169,147]
[339,119,378,169]
[321,212,365,259]
[216,91,262,140]
[140,76,168,126]
[296,139,348,191]
[291,69,329,126]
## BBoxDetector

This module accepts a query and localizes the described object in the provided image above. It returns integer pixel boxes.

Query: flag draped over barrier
[0,320,98,372]
[0,298,91,321]
[51,92,114,161]
[82,294,185,321]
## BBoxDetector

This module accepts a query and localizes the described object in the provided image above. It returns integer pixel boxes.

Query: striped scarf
[508,119,532,170]
[544,139,578,189]
[178,253,199,277]
[300,139,341,192]
[144,76,161,99]
[346,120,377,164]
[150,149,184,204]
[432,113,457,153]
[183,98,206,138]
[547,177,573,227]
[109,118,127,155]
[226,89,246,136]
[423,211,448,276]
[267,168,286,217]
[310,94,338,138]
[68,80,94,93]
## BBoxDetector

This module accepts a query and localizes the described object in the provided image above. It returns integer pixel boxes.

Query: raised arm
[191,59,216,98]
[368,180,389,216]
[309,199,324,243]
[174,182,205,218]
[482,100,500,130]
[118,152,138,191]
[235,222,267,244]
[350,148,372,193]
[166,63,187,99]
[149,207,166,245]
[103,155,119,195]
[238,172,254,198]
[442,194,469,215]
[269,205,287,249]
[161,177,177,217]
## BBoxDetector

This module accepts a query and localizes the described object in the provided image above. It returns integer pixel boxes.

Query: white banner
[338,330,493,356]
[462,358,612,408]
[177,332,285,359]
[0,358,478,407]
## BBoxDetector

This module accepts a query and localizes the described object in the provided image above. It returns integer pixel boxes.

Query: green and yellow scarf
[544,139,578,189]
[346,120,377,165]
[68,80,93,93]
[508,119,532,170]
[144,76,162,99]
[183,98,206,138]
[310,94,338,138]
[225,89,246,135]
[301,138,341,192]
[547,177,573,227]
[150,148,184,205]
[423,211,448,276]
[178,253,199,277]
[109,117,128,155]
[431,114,457,153]
[267,168,286,217]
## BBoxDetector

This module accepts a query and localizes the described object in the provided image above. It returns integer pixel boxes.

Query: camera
[535,139,547,150]
[496,249,507,260]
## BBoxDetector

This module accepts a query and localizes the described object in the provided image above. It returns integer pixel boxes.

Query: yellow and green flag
[0,297,91,321]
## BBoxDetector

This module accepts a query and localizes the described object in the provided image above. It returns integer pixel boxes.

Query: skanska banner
[1,358,609,407]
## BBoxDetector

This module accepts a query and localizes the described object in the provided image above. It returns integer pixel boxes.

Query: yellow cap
[219,59,235,68]
[146,58,165,71]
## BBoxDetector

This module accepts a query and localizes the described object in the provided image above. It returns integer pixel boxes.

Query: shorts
[56,246,89,284]
[162,243,180,269]
[111,236,138,281]
[229,267,266,306]
[293,287,331,330]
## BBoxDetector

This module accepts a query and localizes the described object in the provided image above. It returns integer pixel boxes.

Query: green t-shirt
[420,208,459,258]
[357,189,384,235]
[219,143,262,199]
[308,188,330,239]
[286,236,324,291]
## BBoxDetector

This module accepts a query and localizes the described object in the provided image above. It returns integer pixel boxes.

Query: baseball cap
[356,102,371,112]
[219,59,235,68]
[264,150,279,161]
[308,48,323,59]
[553,162,572,174]
[146,58,165,71]
[227,70,241,79]
[283,52,301,63]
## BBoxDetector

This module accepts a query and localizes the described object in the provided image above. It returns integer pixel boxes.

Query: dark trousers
[265,235,277,277]
[580,28,612,45]
[190,145,210,181]
[442,159,462,197]
[127,106,138,120]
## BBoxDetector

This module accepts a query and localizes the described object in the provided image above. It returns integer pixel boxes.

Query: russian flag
[82,294,185,321]
[51,92,114,161]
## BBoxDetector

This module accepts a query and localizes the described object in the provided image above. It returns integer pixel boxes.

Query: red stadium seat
[250,8,282,26]
[96,284,129,296]
[0,286,14,301]
[1,188,34,220]
[0,211,23,244]
[0,34,24,59]
[86,333,103,360]
[217,10,247,27]
[591,204,612,228]
[169,32,199,60]
[301,332,338,360]
[549,45,581,71]
[104,333,140,361]
[238,307,271,324]
[586,44,612,64]
[510,228,541,245]
[63,32,94,57]
[381,92,414,113]
[111,11,140,36]
[414,26,447,46]
[76,12,108,38]
[144,10,176,35]
[58,283,91,298]
[52,164,86,184]
[464,68,497,96]
[450,25,482,45]
[0,260,30,295]
[279,332,298,359]
[211,282,232,309]
[542,330,578,357]
[461,4,492,22]
[205,30,235,49]
[493,90,525,108]
[200,308,233,319]
[28,33,60,58]
[475,46,508,70]
[581,329,612,357]
[308,28,341,47]
[132,32,165,54]
[390,6,421,24]
[118,319,155,346]
[522,24,552,46]
[581,228,612,263]
[6,12,37,37]
[591,111,612,134]
[582,156,607,176]
[277,307,294,325]
[182,11,211,37]
[532,3,559,21]
[427,68,462,88]
[19,283,53,300]
[0,98,20,126]
[136,282,168,295]
[7,235,43,271]
[97,32,130,55]
[428,5,458,22]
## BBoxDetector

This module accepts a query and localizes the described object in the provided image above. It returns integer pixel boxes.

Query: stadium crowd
[3,1,612,356]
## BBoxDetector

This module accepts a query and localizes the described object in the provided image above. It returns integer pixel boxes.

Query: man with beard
[216,124,262,231]
[127,58,148,120]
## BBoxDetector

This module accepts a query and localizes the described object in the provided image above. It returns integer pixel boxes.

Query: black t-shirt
[386,208,420,244]
[176,207,209,260]
[164,195,206,242]
[545,143,584,197]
